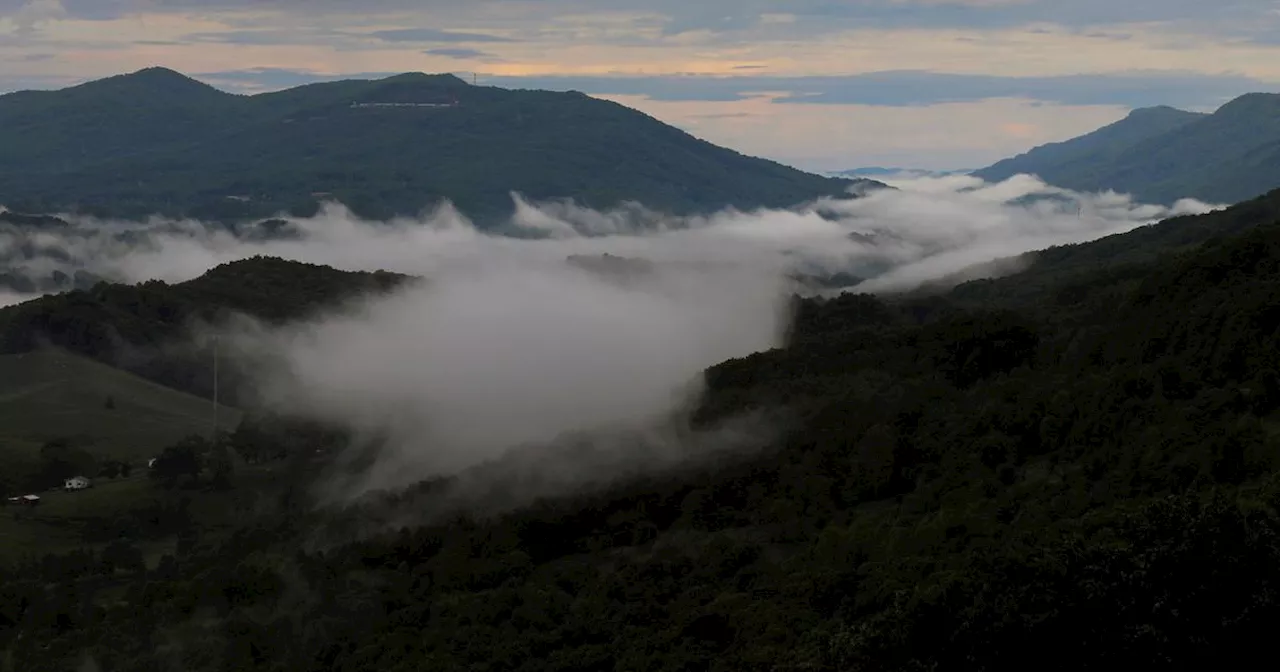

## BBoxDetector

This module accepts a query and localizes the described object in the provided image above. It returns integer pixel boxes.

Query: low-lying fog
[0,175,1221,504]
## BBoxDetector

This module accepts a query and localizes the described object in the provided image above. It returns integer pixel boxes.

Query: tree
[206,441,234,490]
[98,461,120,479]
[150,436,206,486]
[37,438,96,487]
[854,424,898,498]
[100,540,145,574]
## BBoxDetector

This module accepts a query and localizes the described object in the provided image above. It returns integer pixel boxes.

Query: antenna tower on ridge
[212,335,219,441]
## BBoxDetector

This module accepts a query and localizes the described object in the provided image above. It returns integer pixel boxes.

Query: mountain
[973,95,1280,205]
[833,167,973,179]
[973,106,1205,187]
[0,68,877,224]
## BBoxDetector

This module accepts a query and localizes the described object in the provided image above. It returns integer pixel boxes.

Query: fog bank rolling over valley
[1,174,1217,303]
[0,175,1221,495]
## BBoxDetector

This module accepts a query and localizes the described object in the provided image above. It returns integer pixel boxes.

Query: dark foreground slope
[8,192,1280,669]
[0,68,873,223]
[974,94,1280,205]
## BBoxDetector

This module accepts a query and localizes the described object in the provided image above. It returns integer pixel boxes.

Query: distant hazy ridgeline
[0,68,877,224]
[974,94,1280,206]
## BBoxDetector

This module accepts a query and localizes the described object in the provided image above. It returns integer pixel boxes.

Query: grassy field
[0,348,251,562]
[0,348,241,471]
[0,478,149,563]
[0,460,299,564]
[0,511,81,563]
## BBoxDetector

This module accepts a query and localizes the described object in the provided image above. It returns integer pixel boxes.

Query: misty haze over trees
[0,169,1212,300]
[5,65,1280,671]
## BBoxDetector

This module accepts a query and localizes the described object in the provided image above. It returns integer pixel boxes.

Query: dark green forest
[0,68,875,224]
[5,188,1280,670]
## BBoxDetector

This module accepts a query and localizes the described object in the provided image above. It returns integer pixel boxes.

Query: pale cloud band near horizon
[1,0,1278,170]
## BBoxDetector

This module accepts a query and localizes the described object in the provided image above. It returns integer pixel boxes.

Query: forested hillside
[6,189,1280,669]
[0,68,875,223]
[974,93,1280,206]
[0,256,409,400]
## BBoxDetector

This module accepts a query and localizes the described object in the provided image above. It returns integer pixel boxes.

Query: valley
[2,61,1280,671]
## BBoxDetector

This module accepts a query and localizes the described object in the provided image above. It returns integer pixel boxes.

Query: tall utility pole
[212,335,219,441]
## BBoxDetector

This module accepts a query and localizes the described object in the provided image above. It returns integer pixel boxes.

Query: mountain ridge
[0,67,880,225]
[832,167,973,179]
[973,93,1280,205]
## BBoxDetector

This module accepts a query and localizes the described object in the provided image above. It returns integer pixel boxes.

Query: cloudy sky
[2,0,1279,171]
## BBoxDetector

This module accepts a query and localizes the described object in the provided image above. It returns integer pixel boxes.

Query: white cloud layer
[0,176,1222,502]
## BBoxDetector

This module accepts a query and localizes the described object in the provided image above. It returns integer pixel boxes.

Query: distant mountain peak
[0,67,858,223]
[834,167,971,179]
[973,90,1280,206]
[379,72,470,86]
[74,66,229,99]
[131,66,189,79]
[1125,105,1199,119]
[121,66,206,86]
[1214,91,1280,117]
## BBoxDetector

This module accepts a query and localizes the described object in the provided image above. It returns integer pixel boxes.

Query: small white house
[64,476,91,491]
[147,458,158,469]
